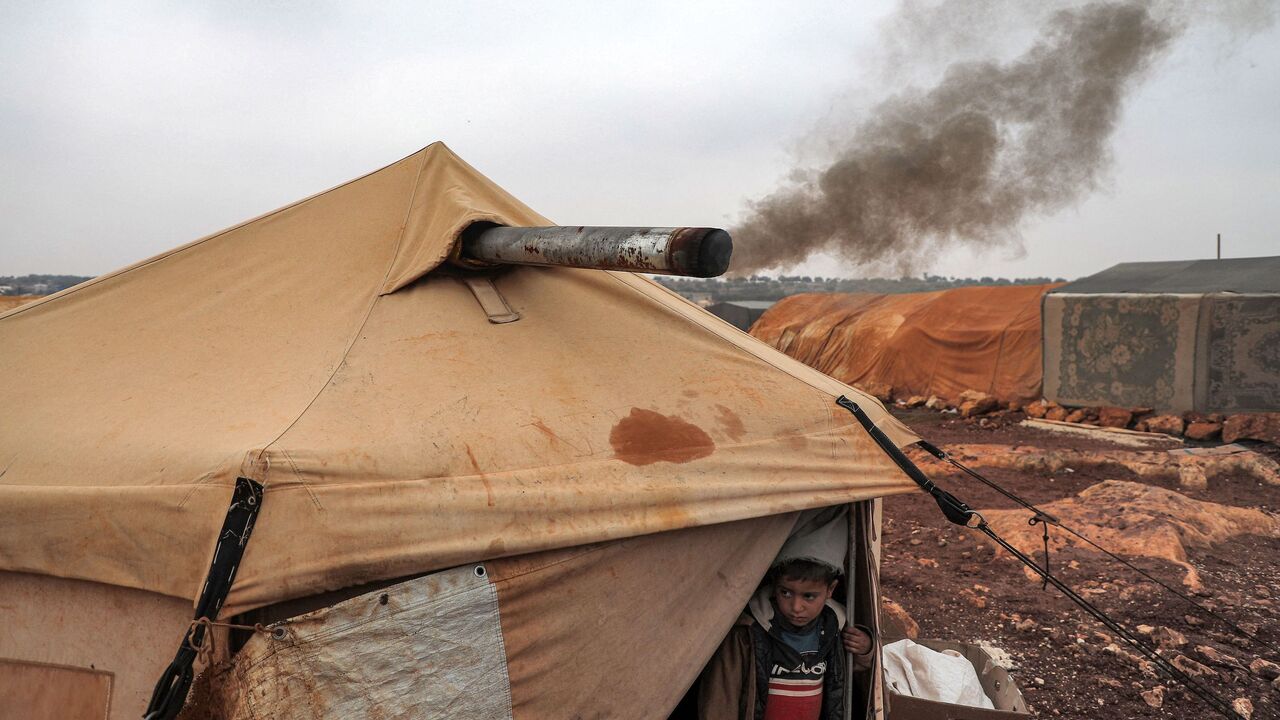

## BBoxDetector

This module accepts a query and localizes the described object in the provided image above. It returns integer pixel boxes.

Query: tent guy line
[918,439,1280,659]
[837,396,1263,720]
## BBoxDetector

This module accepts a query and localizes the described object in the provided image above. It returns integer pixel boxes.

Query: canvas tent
[0,144,929,719]
[751,285,1059,405]
[1043,257,1280,413]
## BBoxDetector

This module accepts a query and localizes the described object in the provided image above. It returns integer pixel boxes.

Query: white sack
[882,639,996,709]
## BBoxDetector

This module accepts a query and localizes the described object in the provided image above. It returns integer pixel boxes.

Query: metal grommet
[474,565,487,578]
[271,626,288,640]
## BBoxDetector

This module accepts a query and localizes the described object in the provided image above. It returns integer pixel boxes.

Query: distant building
[1043,256,1280,413]
[707,300,776,331]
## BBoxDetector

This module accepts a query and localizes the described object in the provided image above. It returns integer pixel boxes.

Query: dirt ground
[881,408,1280,719]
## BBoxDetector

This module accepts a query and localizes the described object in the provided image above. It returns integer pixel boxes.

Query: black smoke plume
[730,1,1175,275]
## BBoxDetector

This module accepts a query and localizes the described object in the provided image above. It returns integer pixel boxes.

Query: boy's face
[773,575,836,628]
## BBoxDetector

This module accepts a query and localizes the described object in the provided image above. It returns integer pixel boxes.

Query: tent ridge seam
[257,149,433,463]
[278,448,323,511]
[177,451,248,508]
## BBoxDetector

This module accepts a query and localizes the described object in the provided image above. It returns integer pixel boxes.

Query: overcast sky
[2,0,1277,280]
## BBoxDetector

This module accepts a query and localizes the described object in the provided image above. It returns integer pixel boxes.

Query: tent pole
[844,502,857,720]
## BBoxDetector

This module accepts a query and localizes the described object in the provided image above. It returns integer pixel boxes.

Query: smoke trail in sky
[730,1,1181,275]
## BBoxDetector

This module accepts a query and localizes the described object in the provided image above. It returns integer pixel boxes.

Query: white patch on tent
[219,563,512,719]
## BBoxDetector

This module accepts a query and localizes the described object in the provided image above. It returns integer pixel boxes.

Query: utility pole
[1217,233,1221,260]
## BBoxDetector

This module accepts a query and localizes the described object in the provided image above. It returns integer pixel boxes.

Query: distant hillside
[655,274,1066,303]
[0,274,93,296]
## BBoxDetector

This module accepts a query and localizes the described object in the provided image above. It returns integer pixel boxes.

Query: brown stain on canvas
[715,404,746,442]
[465,444,495,507]
[486,537,506,557]
[531,420,561,443]
[530,418,582,453]
[609,408,715,466]
[654,504,693,530]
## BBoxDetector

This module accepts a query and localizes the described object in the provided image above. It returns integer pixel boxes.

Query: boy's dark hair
[769,558,839,587]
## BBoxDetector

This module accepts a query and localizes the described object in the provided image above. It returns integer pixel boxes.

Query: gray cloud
[0,1,1277,279]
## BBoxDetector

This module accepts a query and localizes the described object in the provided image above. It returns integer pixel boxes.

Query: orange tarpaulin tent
[751,284,1062,404]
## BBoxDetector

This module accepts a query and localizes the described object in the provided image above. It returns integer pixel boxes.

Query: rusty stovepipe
[454,223,733,278]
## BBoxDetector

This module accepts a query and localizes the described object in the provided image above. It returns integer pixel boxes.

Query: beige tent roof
[0,143,918,615]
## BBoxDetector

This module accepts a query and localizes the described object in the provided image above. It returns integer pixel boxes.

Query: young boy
[699,554,876,720]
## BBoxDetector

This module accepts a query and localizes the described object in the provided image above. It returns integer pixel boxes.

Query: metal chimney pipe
[455,223,733,278]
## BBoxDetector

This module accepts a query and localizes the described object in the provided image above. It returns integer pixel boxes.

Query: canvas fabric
[488,513,798,718]
[0,571,193,720]
[751,285,1058,404]
[0,661,114,720]
[0,143,917,617]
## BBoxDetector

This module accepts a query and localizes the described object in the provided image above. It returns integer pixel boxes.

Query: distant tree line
[0,274,94,295]
[654,274,1067,303]
[0,272,1066,301]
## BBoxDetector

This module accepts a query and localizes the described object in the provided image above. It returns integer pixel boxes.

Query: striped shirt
[763,625,826,720]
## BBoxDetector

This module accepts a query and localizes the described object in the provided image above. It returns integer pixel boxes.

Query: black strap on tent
[916,439,1280,657]
[143,477,264,720]
[835,397,978,528]
[835,396,1251,720]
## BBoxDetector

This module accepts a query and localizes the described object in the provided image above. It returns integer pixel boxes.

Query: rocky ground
[880,408,1280,719]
